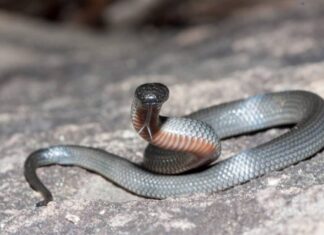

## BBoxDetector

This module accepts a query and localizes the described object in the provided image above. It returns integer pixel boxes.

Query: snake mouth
[135,83,169,106]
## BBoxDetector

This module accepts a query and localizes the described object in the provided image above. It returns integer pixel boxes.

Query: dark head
[135,83,169,106]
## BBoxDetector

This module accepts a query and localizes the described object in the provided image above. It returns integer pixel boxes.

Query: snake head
[135,83,169,106]
[132,83,169,142]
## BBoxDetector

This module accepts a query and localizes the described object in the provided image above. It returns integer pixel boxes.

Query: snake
[24,83,324,206]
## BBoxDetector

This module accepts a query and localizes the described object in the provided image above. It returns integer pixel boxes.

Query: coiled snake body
[24,83,324,206]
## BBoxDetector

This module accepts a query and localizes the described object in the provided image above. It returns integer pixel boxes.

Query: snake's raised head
[135,83,169,106]
[132,83,169,142]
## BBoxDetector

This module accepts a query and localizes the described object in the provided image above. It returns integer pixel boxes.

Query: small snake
[24,83,324,206]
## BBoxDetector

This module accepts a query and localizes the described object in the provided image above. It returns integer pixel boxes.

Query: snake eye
[135,83,169,105]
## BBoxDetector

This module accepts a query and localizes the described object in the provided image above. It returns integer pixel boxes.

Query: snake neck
[131,99,163,142]
[131,99,219,160]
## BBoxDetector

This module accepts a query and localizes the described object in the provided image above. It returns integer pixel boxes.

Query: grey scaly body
[24,83,324,206]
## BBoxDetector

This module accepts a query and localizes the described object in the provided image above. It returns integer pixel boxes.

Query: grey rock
[1,2,324,234]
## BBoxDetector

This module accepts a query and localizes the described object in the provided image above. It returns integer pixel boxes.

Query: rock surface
[1,1,324,234]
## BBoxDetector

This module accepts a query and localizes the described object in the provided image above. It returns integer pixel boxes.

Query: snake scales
[24,83,324,206]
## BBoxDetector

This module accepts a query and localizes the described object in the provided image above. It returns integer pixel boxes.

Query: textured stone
[1,2,324,234]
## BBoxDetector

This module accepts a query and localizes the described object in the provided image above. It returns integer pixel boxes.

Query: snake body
[24,83,324,206]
